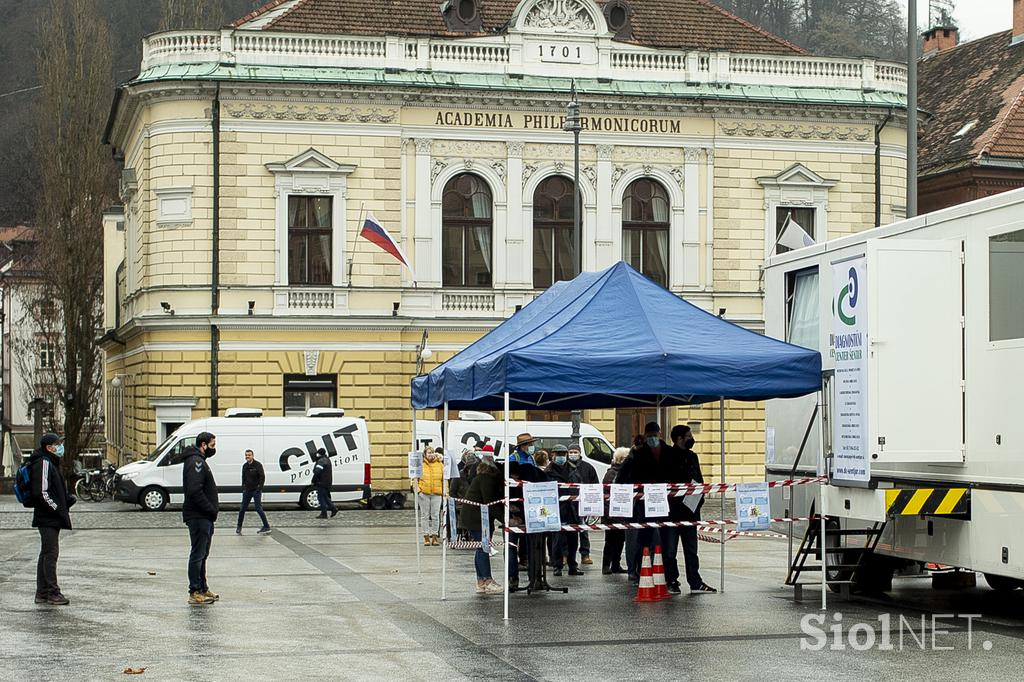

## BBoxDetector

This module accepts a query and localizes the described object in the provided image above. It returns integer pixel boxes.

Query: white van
[114,409,371,511]
[415,412,615,480]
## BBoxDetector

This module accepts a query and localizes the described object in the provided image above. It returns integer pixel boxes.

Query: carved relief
[611,165,626,186]
[611,146,683,163]
[224,103,397,123]
[431,159,448,183]
[718,121,871,141]
[414,138,434,154]
[596,144,614,161]
[582,165,597,184]
[432,140,505,158]
[522,163,538,188]
[507,141,525,158]
[669,167,684,188]
[491,160,507,182]
[684,147,702,163]
[523,0,597,31]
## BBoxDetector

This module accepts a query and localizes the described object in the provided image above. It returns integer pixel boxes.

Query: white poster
[480,505,490,552]
[644,483,669,518]
[682,480,703,514]
[831,256,870,484]
[578,484,604,517]
[442,452,459,480]
[609,484,634,518]
[765,427,776,466]
[735,482,771,531]
[523,481,561,533]
[407,451,423,480]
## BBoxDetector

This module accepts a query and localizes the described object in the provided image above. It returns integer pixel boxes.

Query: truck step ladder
[785,500,886,601]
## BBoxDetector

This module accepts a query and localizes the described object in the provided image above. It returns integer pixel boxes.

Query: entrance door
[615,409,656,448]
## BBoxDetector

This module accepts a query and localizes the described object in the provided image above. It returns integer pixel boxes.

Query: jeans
[316,486,336,513]
[467,530,491,579]
[237,490,269,530]
[185,518,214,594]
[418,493,441,534]
[579,531,591,558]
[602,529,625,569]
[552,530,579,570]
[36,527,60,597]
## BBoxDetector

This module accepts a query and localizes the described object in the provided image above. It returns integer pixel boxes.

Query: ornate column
[705,148,715,291]
[505,141,526,287]
[412,138,438,287]
[682,147,701,288]
[595,144,614,269]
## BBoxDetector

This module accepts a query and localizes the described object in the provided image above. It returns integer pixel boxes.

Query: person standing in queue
[666,425,717,594]
[547,444,583,577]
[237,449,271,535]
[183,432,220,605]
[464,451,504,595]
[30,433,75,605]
[312,448,337,519]
[568,444,598,566]
[601,447,630,575]
[616,422,669,581]
[418,446,444,546]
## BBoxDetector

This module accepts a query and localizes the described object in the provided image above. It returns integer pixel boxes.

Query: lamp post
[563,81,582,277]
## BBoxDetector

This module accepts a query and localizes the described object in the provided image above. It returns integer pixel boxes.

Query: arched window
[533,175,581,289]
[442,173,493,287]
[622,178,669,287]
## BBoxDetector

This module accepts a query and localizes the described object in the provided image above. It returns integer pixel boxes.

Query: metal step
[793,564,863,572]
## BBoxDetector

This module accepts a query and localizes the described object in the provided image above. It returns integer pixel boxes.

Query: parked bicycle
[73,461,117,502]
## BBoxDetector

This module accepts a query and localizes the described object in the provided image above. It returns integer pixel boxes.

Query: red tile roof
[919,30,1024,176]
[234,0,804,55]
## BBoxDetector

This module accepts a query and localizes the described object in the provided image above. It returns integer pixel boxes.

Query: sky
[898,1,1015,41]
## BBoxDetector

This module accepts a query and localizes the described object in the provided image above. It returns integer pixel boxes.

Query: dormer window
[442,0,483,32]
[603,0,633,39]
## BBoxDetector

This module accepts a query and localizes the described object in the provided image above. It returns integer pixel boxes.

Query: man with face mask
[666,425,717,593]
[615,422,669,581]
[182,431,220,605]
[30,433,75,605]
[547,444,583,576]
[567,444,598,565]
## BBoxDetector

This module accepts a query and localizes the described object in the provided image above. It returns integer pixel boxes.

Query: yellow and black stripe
[885,488,970,516]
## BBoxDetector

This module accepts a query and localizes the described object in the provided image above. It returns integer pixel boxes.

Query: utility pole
[563,82,582,276]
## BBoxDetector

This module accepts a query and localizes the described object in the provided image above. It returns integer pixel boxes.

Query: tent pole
[719,397,726,594]
[442,401,449,601]
[413,407,421,582]
[818,387,828,611]
[503,391,511,621]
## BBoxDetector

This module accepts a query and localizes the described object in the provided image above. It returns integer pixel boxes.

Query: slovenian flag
[360,212,415,279]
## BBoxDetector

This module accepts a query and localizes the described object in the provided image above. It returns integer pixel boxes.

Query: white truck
[763,188,1024,591]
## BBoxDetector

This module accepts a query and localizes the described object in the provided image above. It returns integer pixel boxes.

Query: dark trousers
[678,526,703,589]
[185,518,214,594]
[628,527,662,578]
[36,527,60,597]
[579,531,591,558]
[237,490,269,529]
[552,530,579,570]
[602,528,625,569]
[316,486,336,513]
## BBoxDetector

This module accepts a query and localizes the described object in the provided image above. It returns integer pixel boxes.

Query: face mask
[554,455,567,466]
[205,447,216,457]
[54,444,65,458]
[526,445,536,456]
[684,436,696,449]
[646,437,660,449]
[568,454,580,463]
[475,452,483,460]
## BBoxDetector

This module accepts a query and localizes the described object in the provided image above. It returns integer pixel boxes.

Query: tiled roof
[919,30,1024,177]
[234,0,804,55]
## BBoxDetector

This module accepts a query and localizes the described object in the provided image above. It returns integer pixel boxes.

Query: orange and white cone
[634,547,660,603]
[652,545,670,599]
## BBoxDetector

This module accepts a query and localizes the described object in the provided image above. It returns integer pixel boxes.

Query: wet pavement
[2,497,1023,681]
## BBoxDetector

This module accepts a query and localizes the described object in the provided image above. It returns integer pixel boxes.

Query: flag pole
[348,202,366,282]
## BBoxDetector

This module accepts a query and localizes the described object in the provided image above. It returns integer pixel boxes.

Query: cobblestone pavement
[2,499,1024,681]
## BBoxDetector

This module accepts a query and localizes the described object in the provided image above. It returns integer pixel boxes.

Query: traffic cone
[652,545,670,599]
[634,547,660,603]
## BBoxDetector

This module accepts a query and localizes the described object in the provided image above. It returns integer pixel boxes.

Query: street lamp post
[563,81,582,277]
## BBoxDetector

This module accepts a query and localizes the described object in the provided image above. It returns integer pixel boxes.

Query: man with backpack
[27,433,75,605]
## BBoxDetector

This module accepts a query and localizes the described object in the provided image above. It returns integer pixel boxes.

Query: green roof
[133,63,906,108]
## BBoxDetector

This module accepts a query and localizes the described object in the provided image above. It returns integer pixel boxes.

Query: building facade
[101,0,908,488]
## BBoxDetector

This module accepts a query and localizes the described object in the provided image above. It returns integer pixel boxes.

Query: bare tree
[29,0,115,471]
[160,0,227,30]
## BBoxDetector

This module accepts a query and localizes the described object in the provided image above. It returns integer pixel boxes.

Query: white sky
[898,0,1014,41]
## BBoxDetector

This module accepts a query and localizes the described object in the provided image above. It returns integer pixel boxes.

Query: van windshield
[143,435,176,462]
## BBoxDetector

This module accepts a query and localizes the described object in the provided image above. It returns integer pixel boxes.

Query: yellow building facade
[101,0,908,490]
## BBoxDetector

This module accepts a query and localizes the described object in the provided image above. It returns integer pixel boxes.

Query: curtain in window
[787,270,819,350]
[472,225,492,275]
[647,228,669,287]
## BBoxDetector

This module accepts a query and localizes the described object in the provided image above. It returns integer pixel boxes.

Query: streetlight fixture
[563,80,582,277]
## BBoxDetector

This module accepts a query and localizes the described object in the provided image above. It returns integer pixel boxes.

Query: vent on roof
[225,408,263,418]
[441,0,483,32]
[307,408,346,417]
[603,0,633,40]
[952,120,977,139]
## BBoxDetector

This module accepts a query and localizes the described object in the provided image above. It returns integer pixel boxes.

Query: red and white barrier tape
[503,516,813,534]
[506,476,825,493]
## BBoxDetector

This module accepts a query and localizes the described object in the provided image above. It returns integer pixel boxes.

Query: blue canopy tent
[411,262,822,617]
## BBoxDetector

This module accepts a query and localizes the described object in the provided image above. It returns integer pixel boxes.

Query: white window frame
[757,163,836,258]
[148,397,197,446]
[266,149,356,287]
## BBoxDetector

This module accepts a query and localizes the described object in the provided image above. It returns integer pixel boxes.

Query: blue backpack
[13,461,34,508]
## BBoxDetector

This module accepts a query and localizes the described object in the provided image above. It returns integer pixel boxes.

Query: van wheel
[140,486,168,512]
[984,573,1024,590]
[300,487,321,511]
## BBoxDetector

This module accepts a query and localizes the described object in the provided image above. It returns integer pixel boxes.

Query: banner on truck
[831,256,870,484]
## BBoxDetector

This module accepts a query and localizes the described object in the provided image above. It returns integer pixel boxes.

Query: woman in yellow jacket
[418,447,445,545]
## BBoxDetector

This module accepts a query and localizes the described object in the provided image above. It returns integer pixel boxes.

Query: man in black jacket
[311,448,337,519]
[30,433,75,605]
[665,425,716,594]
[548,445,583,577]
[183,431,219,605]
[237,449,271,535]
[568,444,599,566]
[616,422,671,580]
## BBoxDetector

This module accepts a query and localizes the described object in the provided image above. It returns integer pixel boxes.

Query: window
[775,207,816,255]
[526,410,575,422]
[622,178,670,287]
[990,229,1024,341]
[284,374,337,416]
[158,439,192,467]
[786,268,819,351]
[288,196,332,285]
[442,174,493,287]
[614,408,656,448]
[533,176,581,289]
[37,341,55,369]
[583,437,614,465]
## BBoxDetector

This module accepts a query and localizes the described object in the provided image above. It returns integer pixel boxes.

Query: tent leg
[442,401,448,601]
[412,406,421,583]
[719,397,726,594]
[503,392,511,621]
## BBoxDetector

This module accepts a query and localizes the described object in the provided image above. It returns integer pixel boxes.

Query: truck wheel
[387,492,407,509]
[300,487,321,511]
[369,494,388,510]
[140,486,168,512]
[984,573,1024,591]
